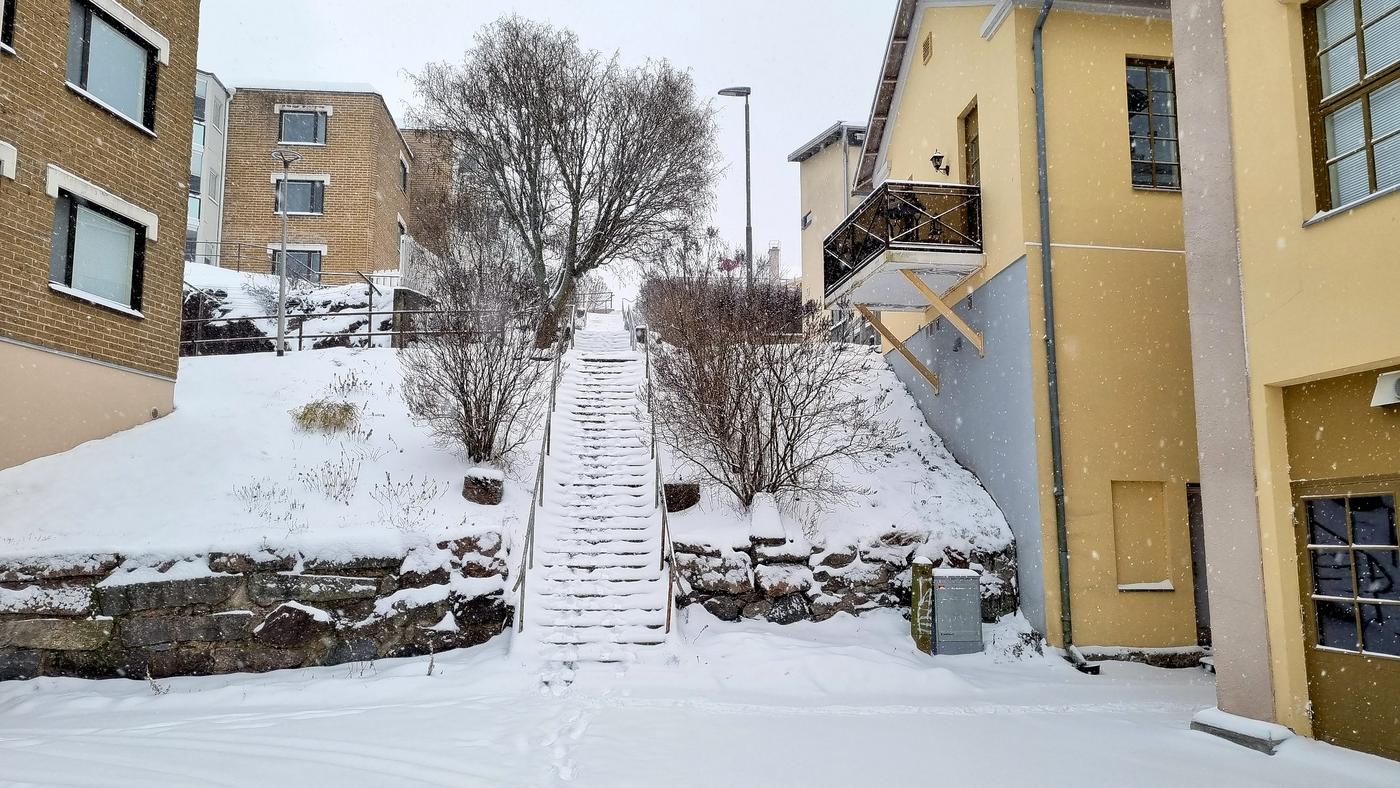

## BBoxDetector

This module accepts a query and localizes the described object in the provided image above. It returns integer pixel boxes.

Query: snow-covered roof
[234,79,381,95]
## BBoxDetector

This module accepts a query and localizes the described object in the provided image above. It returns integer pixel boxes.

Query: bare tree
[643,258,899,508]
[399,212,552,464]
[409,15,721,343]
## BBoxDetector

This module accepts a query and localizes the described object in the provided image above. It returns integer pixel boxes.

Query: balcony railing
[823,180,982,298]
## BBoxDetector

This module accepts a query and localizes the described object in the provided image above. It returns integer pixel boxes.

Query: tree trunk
[534,275,578,348]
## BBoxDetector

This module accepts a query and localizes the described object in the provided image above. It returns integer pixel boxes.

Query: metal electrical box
[931,568,983,655]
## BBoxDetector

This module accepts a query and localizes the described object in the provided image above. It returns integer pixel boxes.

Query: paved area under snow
[1,610,1395,787]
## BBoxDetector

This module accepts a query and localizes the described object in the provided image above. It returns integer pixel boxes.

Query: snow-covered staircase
[517,313,671,664]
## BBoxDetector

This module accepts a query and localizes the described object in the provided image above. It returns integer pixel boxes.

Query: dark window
[279,110,327,144]
[270,249,323,283]
[800,210,812,230]
[275,180,325,215]
[1305,0,1400,210]
[2,0,16,49]
[193,77,207,123]
[185,229,197,263]
[48,190,146,310]
[1126,59,1180,190]
[962,102,981,187]
[65,0,158,131]
[399,159,409,191]
[1305,493,1400,657]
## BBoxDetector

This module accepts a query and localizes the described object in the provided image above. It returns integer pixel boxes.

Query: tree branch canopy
[409,16,721,333]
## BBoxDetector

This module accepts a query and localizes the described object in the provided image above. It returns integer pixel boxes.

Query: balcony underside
[824,248,985,311]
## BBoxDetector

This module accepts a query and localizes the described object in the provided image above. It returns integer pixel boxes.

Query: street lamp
[718,86,753,290]
[271,149,303,357]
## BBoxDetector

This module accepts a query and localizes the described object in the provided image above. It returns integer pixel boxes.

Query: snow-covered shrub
[398,213,551,464]
[296,450,363,505]
[645,274,900,508]
[370,472,444,534]
[290,400,361,434]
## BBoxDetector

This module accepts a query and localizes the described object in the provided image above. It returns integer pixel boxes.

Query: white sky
[197,1,896,285]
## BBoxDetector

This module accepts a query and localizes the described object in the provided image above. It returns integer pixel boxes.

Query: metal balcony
[823,181,984,311]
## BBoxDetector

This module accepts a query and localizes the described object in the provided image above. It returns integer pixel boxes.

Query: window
[66,0,159,130]
[187,194,199,225]
[1304,493,1400,657]
[192,121,205,148]
[189,149,202,195]
[962,102,981,187]
[275,179,325,214]
[279,110,327,144]
[193,76,207,123]
[1126,59,1180,190]
[185,228,197,263]
[801,210,813,230]
[271,249,323,283]
[399,158,409,191]
[921,32,932,65]
[2,0,16,50]
[207,170,221,204]
[49,190,145,310]
[1305,0,1400,210]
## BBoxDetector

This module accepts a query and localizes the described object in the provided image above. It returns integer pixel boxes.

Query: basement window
[1304,493,1400,657]
[270,249,324,284]
[65,0,162,132]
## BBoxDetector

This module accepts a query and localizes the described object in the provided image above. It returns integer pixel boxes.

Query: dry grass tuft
[290,399,361,433]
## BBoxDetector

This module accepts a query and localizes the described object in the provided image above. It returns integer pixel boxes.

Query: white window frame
[46,164,158,240]
[0,139,16,180]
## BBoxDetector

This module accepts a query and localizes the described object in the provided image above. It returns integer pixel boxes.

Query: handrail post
[297,321,304,352]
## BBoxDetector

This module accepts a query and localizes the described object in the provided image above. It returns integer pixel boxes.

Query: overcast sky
[198,1,895,285]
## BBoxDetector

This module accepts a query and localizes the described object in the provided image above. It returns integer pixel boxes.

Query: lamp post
[271,149,302,357]
[718,86,753,290]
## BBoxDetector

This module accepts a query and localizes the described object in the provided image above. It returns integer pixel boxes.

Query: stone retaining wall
[675,528,1017,625]
[0,533,508,681]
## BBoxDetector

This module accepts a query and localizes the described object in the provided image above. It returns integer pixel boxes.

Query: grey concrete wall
[1172,0,1277,722]
[884,257,1046,632]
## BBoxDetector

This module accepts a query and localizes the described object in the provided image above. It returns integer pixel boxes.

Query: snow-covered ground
[1,610,1395,787]
[0,348,530,567]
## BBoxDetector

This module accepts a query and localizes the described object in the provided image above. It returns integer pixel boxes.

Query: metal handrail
[513,314,575,632]
[637,326,682,634]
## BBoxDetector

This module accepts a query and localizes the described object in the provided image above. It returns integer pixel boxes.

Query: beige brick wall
[0,0,202,380]
[223,88,415,284]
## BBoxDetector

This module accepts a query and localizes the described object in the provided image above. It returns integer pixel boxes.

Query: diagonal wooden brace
[901,269,985,357]
[855,304,940,394]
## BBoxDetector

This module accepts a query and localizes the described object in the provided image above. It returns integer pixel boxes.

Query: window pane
[1150,89,1175,116]
[282,181,315,213]
[1364,9,1399,74]
[1317,600,1359,649]
[1373,80,1400,141]
[1309,497,1350,545]
[49,197,72,284]
[192,123,205,148]
[1155,164,1180,189]
[1312,547,1355,596]
[1361,603,1400,655]
[1130,136,1152,161]
[1352,496,1397,545]
[1131,161,1153,186]
[1151,114,1177,140]
[1357,550,1400,600]
[1362,0,1400,25]
[1319,0,1359,49]
[1375,133,1400,191]
[1321,38,1361,95]
[1154,138,1179,164]
[1330,149,1371,205]
[1126,65,1147,90]
[1127,85,1148,114]
[71,204,137,305]
[1326,100,1367,157]
[281,112,319,143]
[187,195,200,223]
[1129,112,1149,136]
[86,13,149,123]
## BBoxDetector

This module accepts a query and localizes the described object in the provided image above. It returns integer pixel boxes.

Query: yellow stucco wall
[1218,0,1400,732]
[796,139,861,310]
[866,4,1197,647]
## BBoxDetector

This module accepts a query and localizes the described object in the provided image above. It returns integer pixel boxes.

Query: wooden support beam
[856,304,939,394]
[901,269,985,357]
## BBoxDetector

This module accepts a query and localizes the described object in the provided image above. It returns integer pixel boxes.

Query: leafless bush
[297,450,363,505]
[645,263,899,508]
[233,478,307,532]
[325,369,370,398]
[370,472,444,534]
[399,215,552,464]
[409,15,720,344]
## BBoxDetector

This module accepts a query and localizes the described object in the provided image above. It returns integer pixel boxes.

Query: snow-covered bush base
[0,536,508,681]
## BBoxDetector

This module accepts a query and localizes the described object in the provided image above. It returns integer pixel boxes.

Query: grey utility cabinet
[931,568,983,655]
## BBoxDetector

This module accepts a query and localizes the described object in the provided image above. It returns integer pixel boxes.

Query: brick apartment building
[0,0,201,469]
[220,82,420,284]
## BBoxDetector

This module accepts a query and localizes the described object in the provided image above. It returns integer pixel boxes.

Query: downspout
[841,126,852,216]
[1033,0,1087,670]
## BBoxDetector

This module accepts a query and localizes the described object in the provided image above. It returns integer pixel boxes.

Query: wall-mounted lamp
[930,150,951,176]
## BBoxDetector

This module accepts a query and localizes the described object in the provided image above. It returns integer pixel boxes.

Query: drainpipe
[1033,0,1086,671]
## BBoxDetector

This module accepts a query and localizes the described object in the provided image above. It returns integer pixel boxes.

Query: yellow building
[810,0,1202,654]
[1173,0,1400,760]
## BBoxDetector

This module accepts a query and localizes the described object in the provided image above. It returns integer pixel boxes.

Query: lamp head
[272,149,304,165]
[717,86,752,98]
[930,150,950,176]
